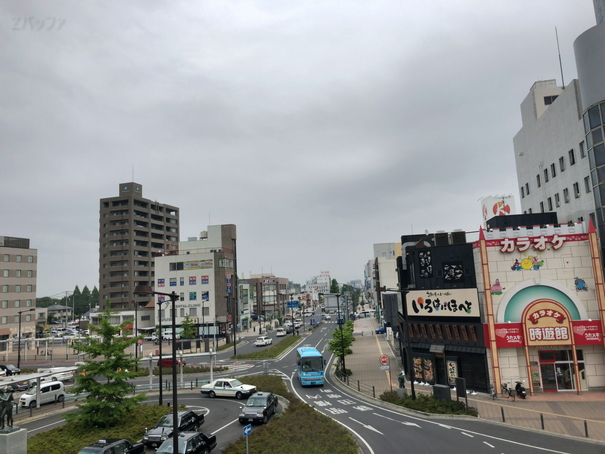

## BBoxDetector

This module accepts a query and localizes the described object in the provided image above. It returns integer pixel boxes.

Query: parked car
[375,326,386,334]
[13,379,32,391]
[38,367,75,382]
[156,432,217,454]
[19,381,65,408]
[77,438,144,454]
[0,364,20,376]
[157,358,186,368]
[285,326,294,334]
[238,392,278,425]
[200,378,256,399]
[275,328,286,337]
[143,410,205,449]
[254,336,272,347]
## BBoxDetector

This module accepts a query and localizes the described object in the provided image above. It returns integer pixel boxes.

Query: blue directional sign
[287,301,299,309]
[243,424,252,436]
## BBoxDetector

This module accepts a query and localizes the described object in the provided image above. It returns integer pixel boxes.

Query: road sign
[287,301,299,308]
[379,354,389,365]
[243,424,252,436]
[379,365,390,370]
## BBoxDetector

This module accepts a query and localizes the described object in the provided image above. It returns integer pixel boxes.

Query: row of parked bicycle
[490,381,527,400]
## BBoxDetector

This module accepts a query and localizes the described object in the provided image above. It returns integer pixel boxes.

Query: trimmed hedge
[380,391,478,416]
[222,375,358,454]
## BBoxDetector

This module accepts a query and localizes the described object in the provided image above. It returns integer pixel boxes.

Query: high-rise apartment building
[99,182,179,311]
[0,236,37,344]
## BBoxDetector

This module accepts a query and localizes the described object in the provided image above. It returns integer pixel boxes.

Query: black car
[143,410,205,449]
[0,364,20,376]
[77,439,144,454]
[156,432,217,454]
[238,391,278,424]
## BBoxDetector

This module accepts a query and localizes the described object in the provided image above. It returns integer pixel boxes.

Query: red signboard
[489,320,603,347]
[379,355,389,365]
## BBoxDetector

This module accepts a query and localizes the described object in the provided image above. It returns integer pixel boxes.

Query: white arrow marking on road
[461,432,474,437]
[374,413,421,427]
[483,441,495,448]
[349,418,383,434]
[437,424,453,429]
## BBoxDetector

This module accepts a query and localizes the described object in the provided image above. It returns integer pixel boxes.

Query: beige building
[0,236,37,348]
[99,182,180,312]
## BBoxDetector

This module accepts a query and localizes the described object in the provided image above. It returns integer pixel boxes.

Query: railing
[335,368,376,398]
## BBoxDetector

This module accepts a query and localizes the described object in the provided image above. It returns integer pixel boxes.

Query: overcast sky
[1,1,598,298]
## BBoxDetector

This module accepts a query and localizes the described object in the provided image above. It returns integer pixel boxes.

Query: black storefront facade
[397,232,490,393]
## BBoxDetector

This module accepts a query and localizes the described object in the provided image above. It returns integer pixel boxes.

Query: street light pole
[17,308,35,369]
[134,286,180,454]
[336,294,346,376]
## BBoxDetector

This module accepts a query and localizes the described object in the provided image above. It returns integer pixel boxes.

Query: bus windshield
[300,356,323,373]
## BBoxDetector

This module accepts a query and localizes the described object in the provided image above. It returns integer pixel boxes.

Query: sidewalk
[336,316,605,443]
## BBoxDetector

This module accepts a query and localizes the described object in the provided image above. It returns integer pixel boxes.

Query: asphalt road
[19,315,605,454]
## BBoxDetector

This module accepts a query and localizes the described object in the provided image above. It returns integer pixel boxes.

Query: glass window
[547,197,553,211]
[27,256,33,263]
[555,193,561,207]
[593,128,603,145]
[1,301,6,308]
[15,285,20,293]
[525,183,530,195]
[536,174,541,187]
[25,314,31,322]
[27,270,33,278]
[3,255,8,262]
[15,270,21,278]
[26,299,32,307]
[593,143,605,167]
[587,132,594,149]
[584,111,591,133]
[180,308,185,317]
[1,317,6,324]
[2,285,7,293]
[16,255,22,263]
[580,141,586,158]
[559,157,566,171]
[563,188,570,203]
[585,176,591,193]
[190,308,197,316]
[13,316,18,323]
[15,300,20,308]
[540,201,544,212]
[26,285,32,292]
[589,106,602,129]
[544,168,549,182]
[2,270,7,277]
[550,163,556,178]
[569,149,576,165]
[599,184,605,207]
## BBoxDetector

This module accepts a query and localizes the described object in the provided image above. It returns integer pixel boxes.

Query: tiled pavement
[337,316,605,443]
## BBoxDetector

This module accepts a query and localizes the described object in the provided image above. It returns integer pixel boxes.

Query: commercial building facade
[0,236,37,348]
[99,182,179,312]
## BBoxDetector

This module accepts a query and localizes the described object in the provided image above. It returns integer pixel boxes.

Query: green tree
[330,278,339,294]
[66,308,145,428]
[180,315,196,339]
[327,320,354,373]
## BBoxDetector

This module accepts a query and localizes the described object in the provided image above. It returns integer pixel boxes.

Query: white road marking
[462,432,474,437]
[483,441,495,448]
[349,417,383,434]
[26,419,64,433]
[374,413,420,427]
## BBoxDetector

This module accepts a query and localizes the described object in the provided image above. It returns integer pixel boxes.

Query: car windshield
[156,415,175,427]
[230,379,243,387]
[5,365,16,371]
[256,337,265,341]
[25,387,38,395]
[157,439,186,454]
[246,396,268,407]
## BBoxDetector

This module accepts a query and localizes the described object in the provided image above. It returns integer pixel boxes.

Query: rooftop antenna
[132,165,134,182]
[555,26,565,88]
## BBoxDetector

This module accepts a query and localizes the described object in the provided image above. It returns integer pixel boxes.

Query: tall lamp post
[134,286,180,454]
[155,299,169,406]
[335,293,346,375]
[17,308,35,369]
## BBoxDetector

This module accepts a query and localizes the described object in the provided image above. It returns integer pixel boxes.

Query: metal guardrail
[335,369,376,399]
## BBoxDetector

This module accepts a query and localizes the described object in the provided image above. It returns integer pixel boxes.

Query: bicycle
[501,382,515,401]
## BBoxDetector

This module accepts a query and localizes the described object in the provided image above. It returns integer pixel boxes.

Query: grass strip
[231,335,301,359]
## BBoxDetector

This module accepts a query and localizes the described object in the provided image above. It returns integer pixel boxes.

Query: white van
[19,381,65,408]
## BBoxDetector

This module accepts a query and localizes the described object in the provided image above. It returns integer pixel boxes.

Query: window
[551,163,556,178]
[569,149,576,165]
[27,270,33,278]
[26,285,32,292]
[585,176,591,193]
[14,300,20,308]
[544,95,558,105]
[1,301,6,308]
[1,317,5,324]
[15,285,20,293]
[559,157,565,172]
[180,308,185,317]
[13,316,18,323]
[525,183,530,195]
[544,168,549,182]
[3,255,8,262]
[16,255,22,263]
[141,315,150,321]
[540,201,544,212]
[190,308,197,316]
[547,197,553,211]
[574,182,580,198]
[2,270,7,277]
[25,314,31,322]
[521,186,525,198]
[2,285,7,293]
[15,270,21,278]
[580,141,586,158]
[555,193,561,207]
[563,188,570,203]
[26,299,32,306]
[536,174,541,187]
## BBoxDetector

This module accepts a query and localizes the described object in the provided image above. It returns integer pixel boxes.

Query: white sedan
[254,336,273,346]
[200,378,256,399]
[276,328,286,337]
